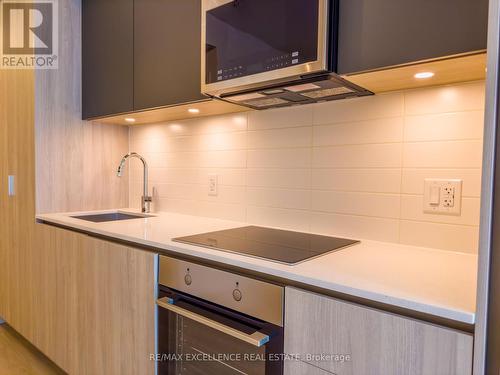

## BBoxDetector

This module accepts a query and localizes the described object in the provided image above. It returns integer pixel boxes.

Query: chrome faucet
[117,152,152,213]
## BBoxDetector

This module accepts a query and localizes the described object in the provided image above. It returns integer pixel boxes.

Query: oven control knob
[184,274,192,286]
[232,289,242,302]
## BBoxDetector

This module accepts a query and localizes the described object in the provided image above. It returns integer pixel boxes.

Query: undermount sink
[71,212,154,223]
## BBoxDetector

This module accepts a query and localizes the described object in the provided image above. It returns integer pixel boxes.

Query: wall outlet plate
[208,174,218,196]
[423,179,462,215]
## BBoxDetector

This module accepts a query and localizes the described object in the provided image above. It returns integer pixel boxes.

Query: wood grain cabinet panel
[284,287,473,375]
[73,234,156,375]
[32,224,156,375]
[0,68,36,334]
[0,69,10,321]
[31,225,80,372]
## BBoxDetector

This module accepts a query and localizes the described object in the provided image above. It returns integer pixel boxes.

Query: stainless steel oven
[156,256,284,375]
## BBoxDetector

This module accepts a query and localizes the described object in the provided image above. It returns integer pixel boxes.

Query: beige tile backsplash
[129,81,485,253]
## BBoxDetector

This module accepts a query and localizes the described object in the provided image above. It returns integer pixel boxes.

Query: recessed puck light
[414,72,435,79]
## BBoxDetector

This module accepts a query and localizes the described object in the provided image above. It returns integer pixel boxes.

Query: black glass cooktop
[173,226,359,265]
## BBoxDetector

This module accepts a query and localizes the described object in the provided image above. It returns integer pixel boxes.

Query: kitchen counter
[36,209,477,326]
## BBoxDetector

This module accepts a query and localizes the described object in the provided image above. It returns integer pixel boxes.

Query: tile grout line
[133,166,482,171]
[126,137,485,157]
[130,180,481,199]
[150,196,481,229]
[129,105,484,142]
[398,92,407,243]
[244,112,249,224]
[309,111,314,232]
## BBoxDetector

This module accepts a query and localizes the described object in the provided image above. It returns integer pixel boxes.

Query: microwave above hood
[201,0,372,110]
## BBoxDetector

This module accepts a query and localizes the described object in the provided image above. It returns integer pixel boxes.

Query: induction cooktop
[173,226,360,265]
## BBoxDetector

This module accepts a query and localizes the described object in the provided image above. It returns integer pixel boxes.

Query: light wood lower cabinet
[74,233,156,375]
[31,225,80,371]
[284,287,473,375]
[31,224,156,375]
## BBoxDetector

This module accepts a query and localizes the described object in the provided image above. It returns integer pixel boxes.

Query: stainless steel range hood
[215,73,372,110]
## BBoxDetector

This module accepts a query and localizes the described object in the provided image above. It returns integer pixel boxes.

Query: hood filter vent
[301,86,355,98]
[243,97,290,108]
[221,74,372,110]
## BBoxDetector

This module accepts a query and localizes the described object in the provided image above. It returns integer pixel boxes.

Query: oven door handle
[156,297,270,347]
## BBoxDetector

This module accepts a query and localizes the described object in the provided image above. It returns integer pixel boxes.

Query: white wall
[129,81,485,253]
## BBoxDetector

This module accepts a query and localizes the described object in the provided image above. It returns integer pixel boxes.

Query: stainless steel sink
[71,212,154,223]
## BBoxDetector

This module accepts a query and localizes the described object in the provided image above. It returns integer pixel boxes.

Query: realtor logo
[0,0,58,69]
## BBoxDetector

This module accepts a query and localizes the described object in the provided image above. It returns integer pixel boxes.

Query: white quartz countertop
[36,209,478,325]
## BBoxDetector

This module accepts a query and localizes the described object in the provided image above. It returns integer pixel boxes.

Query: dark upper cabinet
[134,0,206,110]
[82,0,134,119]
[82,0,206,119]
[337,0,489,74]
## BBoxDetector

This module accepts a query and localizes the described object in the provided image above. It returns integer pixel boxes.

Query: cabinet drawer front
[284,287,473,375]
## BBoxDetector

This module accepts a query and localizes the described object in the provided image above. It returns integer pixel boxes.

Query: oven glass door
[204,0,323,85]
[157,290,283,375]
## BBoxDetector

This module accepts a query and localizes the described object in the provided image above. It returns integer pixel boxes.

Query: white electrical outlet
[443,194,455,208]
[208,174,218,196]
[423,179,462,215]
